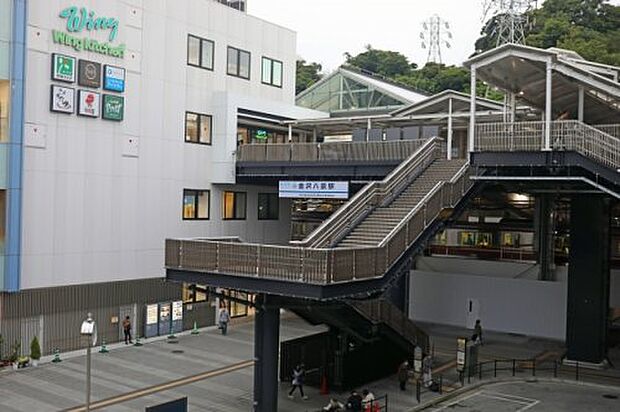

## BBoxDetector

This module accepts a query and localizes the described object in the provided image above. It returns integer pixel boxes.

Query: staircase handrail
[378,163,471,248]
[293,137,444,248]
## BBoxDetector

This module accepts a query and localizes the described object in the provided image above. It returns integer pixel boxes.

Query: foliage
[30,336,41,360]
[296,59,322,95]
[8,341,20,363]
[344,44,417,77]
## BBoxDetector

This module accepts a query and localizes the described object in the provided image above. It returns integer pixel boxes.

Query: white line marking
[431,391,482,411]
[482,390,539,403]
[478,393,532,405]
[517,400,541,411]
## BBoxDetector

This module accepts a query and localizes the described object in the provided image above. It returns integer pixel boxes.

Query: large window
[223,191,247,220]
[0,80,9,142]
[258,193,279,220]
[183,189,210,220]
[185,112,212,145]
[227,46,251,79]
[261,57,283,87]
[182,283,208,303]
[187,34,214,70]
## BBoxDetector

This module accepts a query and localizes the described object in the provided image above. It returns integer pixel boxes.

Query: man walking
[474,319,483,345]
[218,305,230,335]
[122,316,132,344]
[288,364,308,400]
[397,361,409,390]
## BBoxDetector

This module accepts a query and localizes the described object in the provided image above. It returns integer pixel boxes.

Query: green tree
[345,45,416,77]
[296,59,323,95]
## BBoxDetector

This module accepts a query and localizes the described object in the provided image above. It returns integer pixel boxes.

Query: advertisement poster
[172,301,183,321]
[103,65,126,92]
[102,94,124,121]
[78,90,101,117]
[159,303,170,321]
[50,85,75,114]
[146,304,158,325]
[51,53,76,82]
[78,59,102,88]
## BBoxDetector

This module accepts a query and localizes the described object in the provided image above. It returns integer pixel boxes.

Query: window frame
[222,190,247,220]
[182,189,211,220]
[187,34,215,71]
[227,46,251,80]
[184,111,212,145]
[257,192,279,220]
[261,56,283,88]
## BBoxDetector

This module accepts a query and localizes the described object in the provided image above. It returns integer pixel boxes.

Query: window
[258,193,279,220]
[261,57,283,87]
[182,283,208,303]
[185,112,212,144]
[183,189,210,220]
[187,35,214,70]
[223,191,247,220]
[227,46,251,79]
[0,80,9,142]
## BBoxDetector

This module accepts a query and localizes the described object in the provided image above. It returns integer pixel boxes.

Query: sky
[249,0,620,73]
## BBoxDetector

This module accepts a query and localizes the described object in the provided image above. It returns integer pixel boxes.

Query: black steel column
[566,196,611,363]
[534,194,554,281]
[253,294,280,412]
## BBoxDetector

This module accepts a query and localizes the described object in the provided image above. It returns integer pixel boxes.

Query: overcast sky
[249,0,620,73]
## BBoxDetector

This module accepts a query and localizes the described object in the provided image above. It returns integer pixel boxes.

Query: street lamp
[80,313,97,412]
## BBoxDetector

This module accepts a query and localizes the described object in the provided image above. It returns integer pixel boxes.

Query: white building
[0,0,322,353]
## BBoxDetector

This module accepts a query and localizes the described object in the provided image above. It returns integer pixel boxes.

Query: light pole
[80,312,97,412]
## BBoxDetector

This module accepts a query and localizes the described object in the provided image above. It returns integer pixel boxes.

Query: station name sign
[53,6,126,59]
[279,181,349,199]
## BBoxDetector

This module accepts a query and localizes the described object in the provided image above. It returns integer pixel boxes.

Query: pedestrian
[361,389,375,412]
[397,361,409,390]
[288,364,308,400]
[122,315,132,344]
[422,355,433,387]
[474,319,483,345]
[346,390,363,411]
[218,305,230,335]
[323,398,344,411]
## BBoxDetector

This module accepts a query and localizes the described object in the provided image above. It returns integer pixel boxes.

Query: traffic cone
[133,337,143,347]
[320,374,329,395]
[191,321,200,335]
[99,340,109,354]
[51,348,62,363]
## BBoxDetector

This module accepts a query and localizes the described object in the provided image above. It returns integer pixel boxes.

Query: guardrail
[165,161,473,286]
[475,120,620,170]
[236,140,428,163]
[295,137,445,249]
[595,123,620,139]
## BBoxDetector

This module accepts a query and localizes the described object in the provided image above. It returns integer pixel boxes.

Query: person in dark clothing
[397,361,409,390]
[474,319,483,345]
[122,316,132,344]
[288,364,308,400]
[346,390,363,411]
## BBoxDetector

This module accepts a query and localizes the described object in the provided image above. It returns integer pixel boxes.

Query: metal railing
[475,120,620,170]
[595,123,620,139]
[295,137,445,249]
[236,140,428,163]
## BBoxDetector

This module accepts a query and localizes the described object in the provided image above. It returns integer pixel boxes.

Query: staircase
[337,159,467,248]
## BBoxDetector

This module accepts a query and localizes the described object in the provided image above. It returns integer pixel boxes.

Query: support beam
[366,117,372,142]
[288,124,293,143]
[578,86,585,122]
[253,295,281,412]
[566,196,611,364]
[544,58,552,151]
[534,194,554,281]
[447,98,453,160]
[468,65,477,155]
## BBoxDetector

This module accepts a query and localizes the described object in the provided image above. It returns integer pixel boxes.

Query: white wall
[20,0,301,289]
[409,267,568,340]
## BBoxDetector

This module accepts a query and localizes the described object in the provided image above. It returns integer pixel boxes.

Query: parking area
[428,380,620,412]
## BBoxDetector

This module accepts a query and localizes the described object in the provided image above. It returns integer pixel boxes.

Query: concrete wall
[19,0,305,289]
[409,269,568,340]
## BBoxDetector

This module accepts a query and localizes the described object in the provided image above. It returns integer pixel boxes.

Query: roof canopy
[296,67,427,116]
[391,90,504,117]
[464,44,620,124]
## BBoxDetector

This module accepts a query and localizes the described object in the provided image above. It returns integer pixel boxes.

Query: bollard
[191,321,200,335]
[439,375,443,395]
[532,360,536,377]
[98,339,110,354]
[575,362,579,381]
[51,348,62,363]
[416,379,421,403]
[512,359,516,376]
[553,360,558,378]
[494,360,497,378]
[133,336,143,347]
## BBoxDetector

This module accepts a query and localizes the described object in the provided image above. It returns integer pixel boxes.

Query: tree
[296,59,322,95]
[345,45,416,77]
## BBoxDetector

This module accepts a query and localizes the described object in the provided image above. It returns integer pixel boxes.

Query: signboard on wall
[51,53,76,82]
[78,59,101,88]
[103,65,126,92]
[145,303,159,338]
[171,300,183,334]
[102,94,124,121]
[279,181,349,199]
[50,85,75,113]
[77,90,101,117]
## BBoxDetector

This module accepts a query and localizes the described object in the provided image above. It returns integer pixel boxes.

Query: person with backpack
[288,364,308,400]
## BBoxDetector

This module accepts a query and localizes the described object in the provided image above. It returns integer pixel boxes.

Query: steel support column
[544,58,552,151]
[447,98,453,160]
[578,86,584,122]
[534,194,554,281]
[468,65,477,155]
[566,196,611,364]
[253,294,281,412]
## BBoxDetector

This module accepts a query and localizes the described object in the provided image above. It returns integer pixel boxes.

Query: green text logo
[59,6,119,42]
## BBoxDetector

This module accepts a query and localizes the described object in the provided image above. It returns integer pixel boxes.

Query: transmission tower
[482,0,537,47]
[420,15,452,64]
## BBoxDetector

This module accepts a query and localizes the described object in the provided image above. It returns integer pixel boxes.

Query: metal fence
[236,140,428,163]
[475,120,620,170]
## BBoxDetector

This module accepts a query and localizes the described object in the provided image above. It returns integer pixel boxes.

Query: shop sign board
[78,59,101,88]
[456,337,467,372]
[51,53,76,83]
[279,181,349,199]
[50,85,75,114]
[77,90,101,117]
[103,65,125,92]
[102,94,124,121]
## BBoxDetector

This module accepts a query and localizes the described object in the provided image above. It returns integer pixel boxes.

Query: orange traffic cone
[320,374,329,395]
